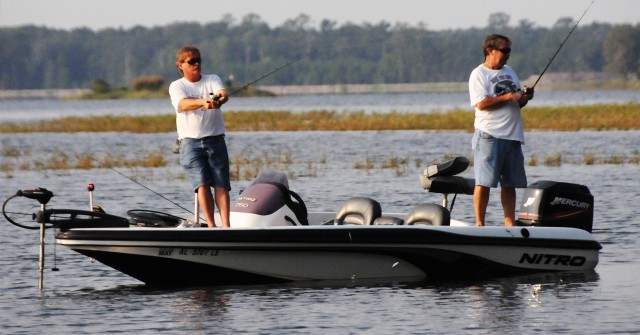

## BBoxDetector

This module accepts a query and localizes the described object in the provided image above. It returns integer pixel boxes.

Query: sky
[0,0,638,31]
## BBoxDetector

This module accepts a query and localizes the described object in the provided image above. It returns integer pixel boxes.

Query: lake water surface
[1,89,640,122]
[1,93,639,334]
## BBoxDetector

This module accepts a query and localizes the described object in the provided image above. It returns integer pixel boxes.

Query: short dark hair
[483,34,511,57]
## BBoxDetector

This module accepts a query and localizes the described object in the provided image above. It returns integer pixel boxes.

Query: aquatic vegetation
[1,145,637,181]
[2,103,640,133]
[543,153,563,167]
[353,158,375,170]
[1,105,638,180]
[0,148,168,172]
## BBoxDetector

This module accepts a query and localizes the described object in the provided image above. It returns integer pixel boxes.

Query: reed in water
[1,103,640,133]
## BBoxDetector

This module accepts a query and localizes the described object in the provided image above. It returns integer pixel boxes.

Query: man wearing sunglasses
[468,34,534,227]
[169,45,231,228]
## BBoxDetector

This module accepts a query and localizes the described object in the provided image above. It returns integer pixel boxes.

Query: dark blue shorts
[179,135,231,191]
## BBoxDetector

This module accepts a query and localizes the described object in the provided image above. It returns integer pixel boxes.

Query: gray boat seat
[334,197,405,225]
[405,203,450,226]
[373,216,404,225]
[419,156,474,195]
[334,197,382,225]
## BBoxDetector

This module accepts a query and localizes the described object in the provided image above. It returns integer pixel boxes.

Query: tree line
[1,13,639,90]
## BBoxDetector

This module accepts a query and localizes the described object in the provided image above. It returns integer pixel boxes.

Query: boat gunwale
[55,225,602,251]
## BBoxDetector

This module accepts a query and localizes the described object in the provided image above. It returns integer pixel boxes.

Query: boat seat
[334,197,382,225]
[373,216,404,225]
[423,156,470,178]
[419,156,474,211]
[405,203,450,226]
[420,175,475,195]
[419,156,474,196]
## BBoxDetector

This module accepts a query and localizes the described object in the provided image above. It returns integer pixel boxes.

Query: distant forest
[1,13,639,90]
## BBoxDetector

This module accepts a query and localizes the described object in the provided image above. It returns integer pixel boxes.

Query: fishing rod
[211,49,315,102]
[92,158,195,215]
[527,0,596,93]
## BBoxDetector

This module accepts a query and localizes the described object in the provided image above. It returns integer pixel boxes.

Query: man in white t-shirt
[468,34,534,227]
[169,45,230,228]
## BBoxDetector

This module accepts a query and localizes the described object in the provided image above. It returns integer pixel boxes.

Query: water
[1,89,640,122]
[1,94,640,334]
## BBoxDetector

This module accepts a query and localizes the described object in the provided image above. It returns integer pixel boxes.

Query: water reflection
[421,272,600,332]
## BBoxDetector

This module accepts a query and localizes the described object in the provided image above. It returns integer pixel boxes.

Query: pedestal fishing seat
[420,156,474,212]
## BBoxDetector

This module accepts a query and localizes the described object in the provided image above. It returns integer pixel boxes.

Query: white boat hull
[57,224,600,285]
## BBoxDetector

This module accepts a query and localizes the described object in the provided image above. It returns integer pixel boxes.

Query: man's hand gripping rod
[524,0,595,97]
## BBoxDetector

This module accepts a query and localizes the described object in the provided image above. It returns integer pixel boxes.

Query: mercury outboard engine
[230,169,308,227]
[517,180,594,232]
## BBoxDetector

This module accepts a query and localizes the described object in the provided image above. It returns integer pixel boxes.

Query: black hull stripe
[57,228,602,251]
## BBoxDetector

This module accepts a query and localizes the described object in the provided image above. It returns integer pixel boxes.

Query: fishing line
[530,0,596,90]
[91,158,194,215]
[212,48,317,102]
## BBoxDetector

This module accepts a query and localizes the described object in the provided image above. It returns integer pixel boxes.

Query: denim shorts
[473,130,527,188]
[179,135,231,191]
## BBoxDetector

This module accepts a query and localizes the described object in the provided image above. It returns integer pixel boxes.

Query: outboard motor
[230,169,308,227]
[517,180,594,232]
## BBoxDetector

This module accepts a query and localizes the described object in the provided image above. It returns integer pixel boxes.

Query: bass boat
[3,157,600,287]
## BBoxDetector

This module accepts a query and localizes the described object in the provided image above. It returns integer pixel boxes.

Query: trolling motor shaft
[11,188,57,290]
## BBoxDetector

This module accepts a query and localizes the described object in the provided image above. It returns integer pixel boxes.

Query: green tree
[0,17,631,90]
[131,76,164,91]
[604,24,640,79]
[91,79,111,94]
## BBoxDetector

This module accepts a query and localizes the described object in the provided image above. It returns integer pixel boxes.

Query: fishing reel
[211,93,228,103]
[201,93,228,111]
[523,85,535,99]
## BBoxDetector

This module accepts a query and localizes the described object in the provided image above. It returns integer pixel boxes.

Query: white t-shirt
[169,74,226,140]
[469,64,524,143]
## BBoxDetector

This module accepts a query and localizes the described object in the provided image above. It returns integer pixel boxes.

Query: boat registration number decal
[159,248,220,257]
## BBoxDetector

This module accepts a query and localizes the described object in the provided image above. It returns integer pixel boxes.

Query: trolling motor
[2,185,129,289]
[18,188,54,206]
[1,188,54,289]
[2,188,54,230]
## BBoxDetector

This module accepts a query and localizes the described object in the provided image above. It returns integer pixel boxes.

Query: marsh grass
[2,144,638,181]
[2,104,639,179]
[229,148,320,181]
[2,103,640,133]
[527,151,639,166]
[354,158,375,170]
[0,145,168,174]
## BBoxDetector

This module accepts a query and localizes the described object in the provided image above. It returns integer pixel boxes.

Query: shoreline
[1,79,638,99]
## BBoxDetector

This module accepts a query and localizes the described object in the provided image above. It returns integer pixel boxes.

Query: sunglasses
[495,47,511,54]
[184,57,201,65]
